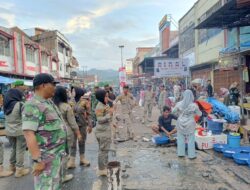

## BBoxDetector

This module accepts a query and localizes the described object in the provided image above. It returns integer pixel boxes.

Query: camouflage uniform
[143,90,154,122]
[22,95,67,190]
[95,102,112,170]
[114,93,135,139]
[71,99,91,157]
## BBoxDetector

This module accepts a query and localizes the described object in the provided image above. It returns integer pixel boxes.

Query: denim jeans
[177,132,196,158]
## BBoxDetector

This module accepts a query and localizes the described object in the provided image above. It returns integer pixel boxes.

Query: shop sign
[154,58,189,78]
[0,61,8,67]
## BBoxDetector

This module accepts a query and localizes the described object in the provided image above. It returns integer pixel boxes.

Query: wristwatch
[32,157,42,163]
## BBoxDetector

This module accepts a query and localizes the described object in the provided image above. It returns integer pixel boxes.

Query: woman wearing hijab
[52,86,83,183]
[95,89,114,176]
[172,90,201,159]
[67,87,92,168]
[3,88,30,177]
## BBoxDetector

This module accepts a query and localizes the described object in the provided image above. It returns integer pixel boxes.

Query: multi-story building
[31,28,78,79]
[195,0,250,93]
[132,47,154,75]
[179,0,227,90]
[0,26,78,80]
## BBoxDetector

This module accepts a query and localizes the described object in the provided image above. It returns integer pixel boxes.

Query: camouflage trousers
[34,156,64,190]
[95,134,111,170]
[71,126,87,156]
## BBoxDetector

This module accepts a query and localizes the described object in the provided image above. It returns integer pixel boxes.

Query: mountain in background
[77,68,119,86]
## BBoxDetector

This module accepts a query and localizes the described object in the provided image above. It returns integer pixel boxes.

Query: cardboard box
[195,132,227,150]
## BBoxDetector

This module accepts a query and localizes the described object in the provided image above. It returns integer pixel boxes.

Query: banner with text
[154,58,189,78]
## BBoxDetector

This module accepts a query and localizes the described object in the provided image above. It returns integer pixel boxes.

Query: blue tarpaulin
[207,97,240,123]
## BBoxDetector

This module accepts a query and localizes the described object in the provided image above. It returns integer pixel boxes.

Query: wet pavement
[0,106,250,190]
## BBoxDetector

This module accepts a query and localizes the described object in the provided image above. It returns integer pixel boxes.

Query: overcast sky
[0,0,197,70]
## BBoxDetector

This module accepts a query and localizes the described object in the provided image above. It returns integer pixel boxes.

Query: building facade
[0,26,78,80]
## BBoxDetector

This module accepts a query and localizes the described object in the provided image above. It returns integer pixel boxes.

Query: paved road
[0,106,250,190]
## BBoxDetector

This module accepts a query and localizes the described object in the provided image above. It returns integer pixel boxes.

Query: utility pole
[119,45,124,67]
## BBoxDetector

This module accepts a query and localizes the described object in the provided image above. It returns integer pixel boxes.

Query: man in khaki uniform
[158,84,167,114]
[143,84,155,123]
[114,85,136,140]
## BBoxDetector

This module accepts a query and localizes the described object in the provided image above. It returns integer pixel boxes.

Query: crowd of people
[0,73,242,190]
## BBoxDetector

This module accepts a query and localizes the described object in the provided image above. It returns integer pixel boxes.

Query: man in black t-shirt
[151,106,177,137]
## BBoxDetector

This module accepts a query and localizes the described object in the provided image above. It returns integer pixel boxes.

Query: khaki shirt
[144,90,154,103]
[114,93,135,114]
[95,102,112,137]
[58,103,79,137]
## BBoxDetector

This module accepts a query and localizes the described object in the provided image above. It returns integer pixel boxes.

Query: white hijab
[180,89,194,110]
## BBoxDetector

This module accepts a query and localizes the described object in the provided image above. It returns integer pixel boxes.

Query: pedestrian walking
[67,87,92,168]
[95,89,114,176]
[22,73,67,190]
[3,81,30,178]
[143,84,154,123]
[139,87,145,107]
[114,85,136,140]
[172,90,201,159]
[52,86,83,183]
[158,85,167,114]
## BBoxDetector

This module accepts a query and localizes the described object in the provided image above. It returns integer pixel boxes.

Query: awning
[195,0,250,29]
[0,29,13,40]
[0,76,15,84]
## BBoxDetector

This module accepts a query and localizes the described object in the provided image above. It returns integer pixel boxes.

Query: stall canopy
[195,0,250,29]
[0,76,14,84]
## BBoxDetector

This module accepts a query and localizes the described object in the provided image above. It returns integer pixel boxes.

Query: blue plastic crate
[207,119,223,135]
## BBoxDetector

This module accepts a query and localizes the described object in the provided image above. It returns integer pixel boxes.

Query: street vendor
[151,106,177,138]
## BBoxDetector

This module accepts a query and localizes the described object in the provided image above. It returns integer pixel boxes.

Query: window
[198,29,221,44]
[179,23,195,53]
[58,43,64,53]
[26,48,35,62]
[41,52,48,66]
[0,37,10,56]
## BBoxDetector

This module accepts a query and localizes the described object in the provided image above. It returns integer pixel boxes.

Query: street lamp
[118,45,124,67]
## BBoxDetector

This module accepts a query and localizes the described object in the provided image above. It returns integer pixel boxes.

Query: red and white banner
[119,67,126,92]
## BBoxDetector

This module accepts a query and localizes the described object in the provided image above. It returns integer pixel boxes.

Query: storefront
[190,62,213,85]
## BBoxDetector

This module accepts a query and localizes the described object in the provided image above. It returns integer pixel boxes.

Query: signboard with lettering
[154,58,189,78]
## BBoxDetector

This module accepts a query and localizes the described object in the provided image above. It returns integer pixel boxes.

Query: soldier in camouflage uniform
[114,85,136,140]
[95,89,114,176]
[143,84,155,123]
[22,73,67,190]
